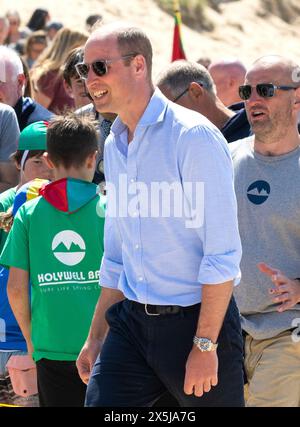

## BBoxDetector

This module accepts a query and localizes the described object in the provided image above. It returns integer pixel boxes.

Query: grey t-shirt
[230,136,300,340]
[0,103,19,161]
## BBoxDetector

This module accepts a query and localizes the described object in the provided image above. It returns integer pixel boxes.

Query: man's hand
[76,338,103,384]
[258,262,300,312]
[184,346,218,397]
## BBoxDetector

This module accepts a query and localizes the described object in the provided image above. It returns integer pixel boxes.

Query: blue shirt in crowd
[99,89,242,306]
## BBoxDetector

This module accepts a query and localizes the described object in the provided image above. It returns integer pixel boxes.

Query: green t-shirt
[0,187,17,253]
[1,190,105,362]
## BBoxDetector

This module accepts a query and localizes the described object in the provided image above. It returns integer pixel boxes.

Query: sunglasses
[75,53,138,80]
[239,83,298,100]
[173,81,207,103]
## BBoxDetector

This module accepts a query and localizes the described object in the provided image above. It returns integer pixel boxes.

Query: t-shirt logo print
[52,230,86,266]
[247,180,271,205]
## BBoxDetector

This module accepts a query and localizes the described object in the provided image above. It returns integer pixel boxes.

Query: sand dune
[3,0,300,77]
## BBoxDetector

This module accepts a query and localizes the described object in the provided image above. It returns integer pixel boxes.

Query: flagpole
[171,0,187,61]
[173,0,180,13]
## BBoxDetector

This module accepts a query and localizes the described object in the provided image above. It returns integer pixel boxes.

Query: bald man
[230,55,300,407]
[209,59,247,106]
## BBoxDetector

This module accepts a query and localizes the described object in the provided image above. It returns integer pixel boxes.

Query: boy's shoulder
[15,196,45,219]
[0,187,17,211]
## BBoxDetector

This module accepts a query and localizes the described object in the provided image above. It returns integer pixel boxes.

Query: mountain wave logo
[52,230,86,266]
[247,180,270,205]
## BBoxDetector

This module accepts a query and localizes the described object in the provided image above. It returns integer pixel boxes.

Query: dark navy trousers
[85,298,245,407]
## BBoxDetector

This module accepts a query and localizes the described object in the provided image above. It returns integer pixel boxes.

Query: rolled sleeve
[198,253,241,286]
[98,196,124,289]
[99,256,123,289]
[179,124,242,286]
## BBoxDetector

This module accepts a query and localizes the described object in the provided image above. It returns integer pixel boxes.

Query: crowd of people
[0,7,300,408]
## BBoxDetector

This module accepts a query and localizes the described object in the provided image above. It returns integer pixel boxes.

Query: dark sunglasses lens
[76,63,89,79]
[239,85,251,100]
[257,84,274,98]
[93,61,107,76]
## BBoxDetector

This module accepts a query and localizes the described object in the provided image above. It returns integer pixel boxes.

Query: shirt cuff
[99,256,123,288]
[198,253,241,286]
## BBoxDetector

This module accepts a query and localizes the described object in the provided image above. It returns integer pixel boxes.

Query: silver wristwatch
[193,336,218,352]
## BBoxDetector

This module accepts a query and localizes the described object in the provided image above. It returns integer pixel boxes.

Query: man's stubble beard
[252,104,293,144]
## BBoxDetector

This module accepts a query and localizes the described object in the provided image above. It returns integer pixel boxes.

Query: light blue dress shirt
[99,88,241,305]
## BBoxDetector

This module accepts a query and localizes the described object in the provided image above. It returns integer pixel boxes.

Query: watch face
[200,339,211,351]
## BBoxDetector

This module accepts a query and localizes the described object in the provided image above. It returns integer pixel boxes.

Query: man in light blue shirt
[76,23,244,407]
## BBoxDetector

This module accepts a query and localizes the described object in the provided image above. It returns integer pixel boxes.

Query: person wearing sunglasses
[76,23,244,408]
[230,55,300,407]
[157,60,251,143]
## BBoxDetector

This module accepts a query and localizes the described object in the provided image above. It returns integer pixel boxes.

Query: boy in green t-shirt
[0,113,105,407]
[0,121,52,407]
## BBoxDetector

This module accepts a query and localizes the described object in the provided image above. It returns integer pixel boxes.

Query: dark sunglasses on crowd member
[239,83,299,101]
[75,53,138,80]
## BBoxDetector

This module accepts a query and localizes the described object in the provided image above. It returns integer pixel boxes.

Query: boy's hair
[47,113,98,168]
[63,47,84,86]
[12,150,45,168]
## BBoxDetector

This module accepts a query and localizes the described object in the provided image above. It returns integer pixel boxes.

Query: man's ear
[43,152,55,169]
[294,87,300,103]
[17,74,26,93]
[189,81,204,99]
[85,150,98,169]
[133,54,146,77]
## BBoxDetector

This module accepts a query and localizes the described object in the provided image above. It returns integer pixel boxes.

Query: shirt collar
[111,87,168,136]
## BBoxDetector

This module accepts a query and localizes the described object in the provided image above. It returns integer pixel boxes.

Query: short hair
[12,150,45,167]
[157,60,216,99]
[27,8,49,31]
[63,47,84,86]
[86,14,103,28]
[47,113,98,169]
[0,45,23,78]
[5,10,21,25]
[0,16,9,28]
[116,27,153,78]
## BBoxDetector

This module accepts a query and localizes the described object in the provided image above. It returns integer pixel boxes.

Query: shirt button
[130,178,136,183]
[138,277,143,281]
[135,244,139,249]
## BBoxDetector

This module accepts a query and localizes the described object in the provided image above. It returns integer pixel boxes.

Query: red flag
[171,8,186,62]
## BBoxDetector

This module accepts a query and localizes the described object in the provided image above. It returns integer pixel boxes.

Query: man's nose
[246,86,261,102]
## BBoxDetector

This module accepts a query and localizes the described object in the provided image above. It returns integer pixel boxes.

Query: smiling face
[244,63,297,142]
[84,33,137,117]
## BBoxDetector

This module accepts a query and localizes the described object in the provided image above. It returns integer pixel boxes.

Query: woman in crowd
[5,11,30,48]
[22,31,47,69]
[30,28,88,114]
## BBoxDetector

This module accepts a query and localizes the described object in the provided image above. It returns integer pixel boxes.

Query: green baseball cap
[18,121,49,151]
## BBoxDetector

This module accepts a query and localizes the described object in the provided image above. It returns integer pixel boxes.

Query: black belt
[130,300,199,316]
